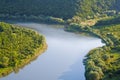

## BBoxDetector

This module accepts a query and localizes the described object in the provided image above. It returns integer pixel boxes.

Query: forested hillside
[0,0,76,19]
[0,0,120,19]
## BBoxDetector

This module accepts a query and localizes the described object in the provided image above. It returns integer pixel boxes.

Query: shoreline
[0,23,47,78]
[0,18,117,80]
[0,15,65,25]
[65,23,120,80]
[0,41,47,78]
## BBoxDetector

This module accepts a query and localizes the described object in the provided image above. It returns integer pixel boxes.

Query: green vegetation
[0,15,65,24]
[0,0,120,21]
[0,22,47,77]
[0,0,77,19]
[95,16,120,26]
[0,0,120,79]
[65,16,120,80]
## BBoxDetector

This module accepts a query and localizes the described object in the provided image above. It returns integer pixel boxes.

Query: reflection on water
[0,23,104,80]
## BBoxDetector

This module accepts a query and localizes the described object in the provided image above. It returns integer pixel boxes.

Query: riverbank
[0,22,47,78]
[0,14,65,25]
[6,22,104,80]
[65,17,120,80]
[0,42,47,77]
[0,17,119,80]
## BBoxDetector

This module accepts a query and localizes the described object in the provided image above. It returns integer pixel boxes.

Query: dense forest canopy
[0,0,120,19]
[0,0,77,19]
[0,22,46,77]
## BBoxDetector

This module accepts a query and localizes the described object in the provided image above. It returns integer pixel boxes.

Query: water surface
[0,23,104,80]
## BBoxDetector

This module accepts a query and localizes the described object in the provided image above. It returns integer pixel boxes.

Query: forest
[0,0,120,20]
[0,22,46,77]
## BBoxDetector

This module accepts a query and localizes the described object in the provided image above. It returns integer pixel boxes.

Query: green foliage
[87,70,103,80]
[88,71,100,80]
[86,19,120,80]
[0,0,77,19]
[67,15,120,80]
[65,23,83,32]
[0,22,46,77]
[0,14,66,24]
[0,0,120,20]
[95,16,120,26]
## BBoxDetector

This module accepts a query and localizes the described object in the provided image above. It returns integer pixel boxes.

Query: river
[0,23,104,80]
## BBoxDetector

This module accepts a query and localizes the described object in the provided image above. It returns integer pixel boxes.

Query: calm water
[0,23,104,80]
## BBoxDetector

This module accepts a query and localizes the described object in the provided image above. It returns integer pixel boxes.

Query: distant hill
[0,0,120,19]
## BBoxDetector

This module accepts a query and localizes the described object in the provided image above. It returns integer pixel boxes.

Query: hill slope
[0,0,120,19]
